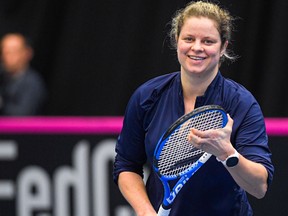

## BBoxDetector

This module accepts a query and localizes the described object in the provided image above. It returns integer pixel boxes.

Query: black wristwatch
[217,150,239,168]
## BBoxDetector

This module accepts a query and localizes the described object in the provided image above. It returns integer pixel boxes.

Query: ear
[220,40,228,56]
[25,46,34,61]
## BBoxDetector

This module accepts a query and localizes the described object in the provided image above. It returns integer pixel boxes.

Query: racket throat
[164,175,190,205]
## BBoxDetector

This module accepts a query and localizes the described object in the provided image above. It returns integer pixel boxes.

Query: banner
[0,117,287,216]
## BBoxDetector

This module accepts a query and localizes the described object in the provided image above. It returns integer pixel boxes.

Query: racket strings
[158,110,224,177]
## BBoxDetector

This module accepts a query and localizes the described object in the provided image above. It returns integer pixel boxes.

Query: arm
[118,171,157,216]
[188,115,269,199]
[225,154,268,199]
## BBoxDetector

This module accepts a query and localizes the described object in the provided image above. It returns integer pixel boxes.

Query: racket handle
[199,152,212,163]
[157,205,171,216]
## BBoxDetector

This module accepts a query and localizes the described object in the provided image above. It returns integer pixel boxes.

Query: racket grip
[199,152,212,163]
[157,205,171,216]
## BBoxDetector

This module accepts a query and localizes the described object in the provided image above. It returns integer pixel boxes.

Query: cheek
[206,47,222,59]
[177,40,190,52]
[176,46,187,63]
[3,54,17,65]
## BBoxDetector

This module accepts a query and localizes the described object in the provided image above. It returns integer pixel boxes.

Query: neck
[181,68,218,114]
[7,66,28,78]
[181,69,218,98]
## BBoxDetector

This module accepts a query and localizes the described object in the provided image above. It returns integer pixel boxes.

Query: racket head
[153,105,228,180]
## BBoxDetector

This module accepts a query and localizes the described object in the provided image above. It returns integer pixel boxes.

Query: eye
[203,39,215,45]
[183,37,194,42]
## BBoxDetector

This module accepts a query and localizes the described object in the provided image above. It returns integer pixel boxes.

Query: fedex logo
[0,139,134,216]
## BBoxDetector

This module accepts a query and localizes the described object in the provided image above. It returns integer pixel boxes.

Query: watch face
[226,156,239,167]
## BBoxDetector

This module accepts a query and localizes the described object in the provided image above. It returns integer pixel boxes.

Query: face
[1,35,32,75]
[177,16,227,78]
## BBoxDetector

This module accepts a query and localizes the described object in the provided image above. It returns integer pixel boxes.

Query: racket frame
[153,105,228,214]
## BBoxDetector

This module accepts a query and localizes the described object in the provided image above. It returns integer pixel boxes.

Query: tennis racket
[153,105,228,216]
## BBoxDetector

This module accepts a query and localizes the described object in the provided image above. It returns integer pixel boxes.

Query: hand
[187,114,235,160]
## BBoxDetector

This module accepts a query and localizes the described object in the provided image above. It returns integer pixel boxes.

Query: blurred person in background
[0,33,47,116]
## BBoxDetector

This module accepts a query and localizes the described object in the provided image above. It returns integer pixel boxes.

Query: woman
[113,1,274,215]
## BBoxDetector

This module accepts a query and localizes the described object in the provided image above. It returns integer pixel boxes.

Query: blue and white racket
[153,105,228,216]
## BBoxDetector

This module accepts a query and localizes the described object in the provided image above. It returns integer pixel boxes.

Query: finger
[188,131,206,149]
[190,128,210,138]
[190,135,201,148]
[187,129,199,143]
[226,114,234,128]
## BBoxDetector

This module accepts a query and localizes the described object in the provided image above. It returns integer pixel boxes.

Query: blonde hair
[170,1,235,62]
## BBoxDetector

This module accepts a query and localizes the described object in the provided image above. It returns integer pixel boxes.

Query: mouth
[187,55,206,61]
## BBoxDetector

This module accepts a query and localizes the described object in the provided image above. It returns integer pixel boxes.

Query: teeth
[188,56,205,60]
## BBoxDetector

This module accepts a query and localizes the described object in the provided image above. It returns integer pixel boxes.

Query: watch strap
[216,150,239,167]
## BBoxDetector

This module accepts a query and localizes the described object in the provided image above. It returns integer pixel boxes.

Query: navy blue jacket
[114,71,274,216]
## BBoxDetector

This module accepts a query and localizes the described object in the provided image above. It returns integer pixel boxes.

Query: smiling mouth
[188,55,206,60]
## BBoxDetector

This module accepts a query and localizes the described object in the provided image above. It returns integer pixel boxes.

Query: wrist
[216,150,239,168]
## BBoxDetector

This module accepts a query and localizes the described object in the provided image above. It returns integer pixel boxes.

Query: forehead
[2,35,26,48]
[180,16,220,36]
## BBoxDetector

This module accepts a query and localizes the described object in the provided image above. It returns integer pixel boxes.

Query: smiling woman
[113,1,274,216]
[169,1,234,63]
[176,16,226,91]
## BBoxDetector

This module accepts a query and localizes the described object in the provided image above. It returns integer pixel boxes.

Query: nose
[191,41,204,52]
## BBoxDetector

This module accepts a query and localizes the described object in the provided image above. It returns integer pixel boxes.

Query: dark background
[0,0,287,117]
